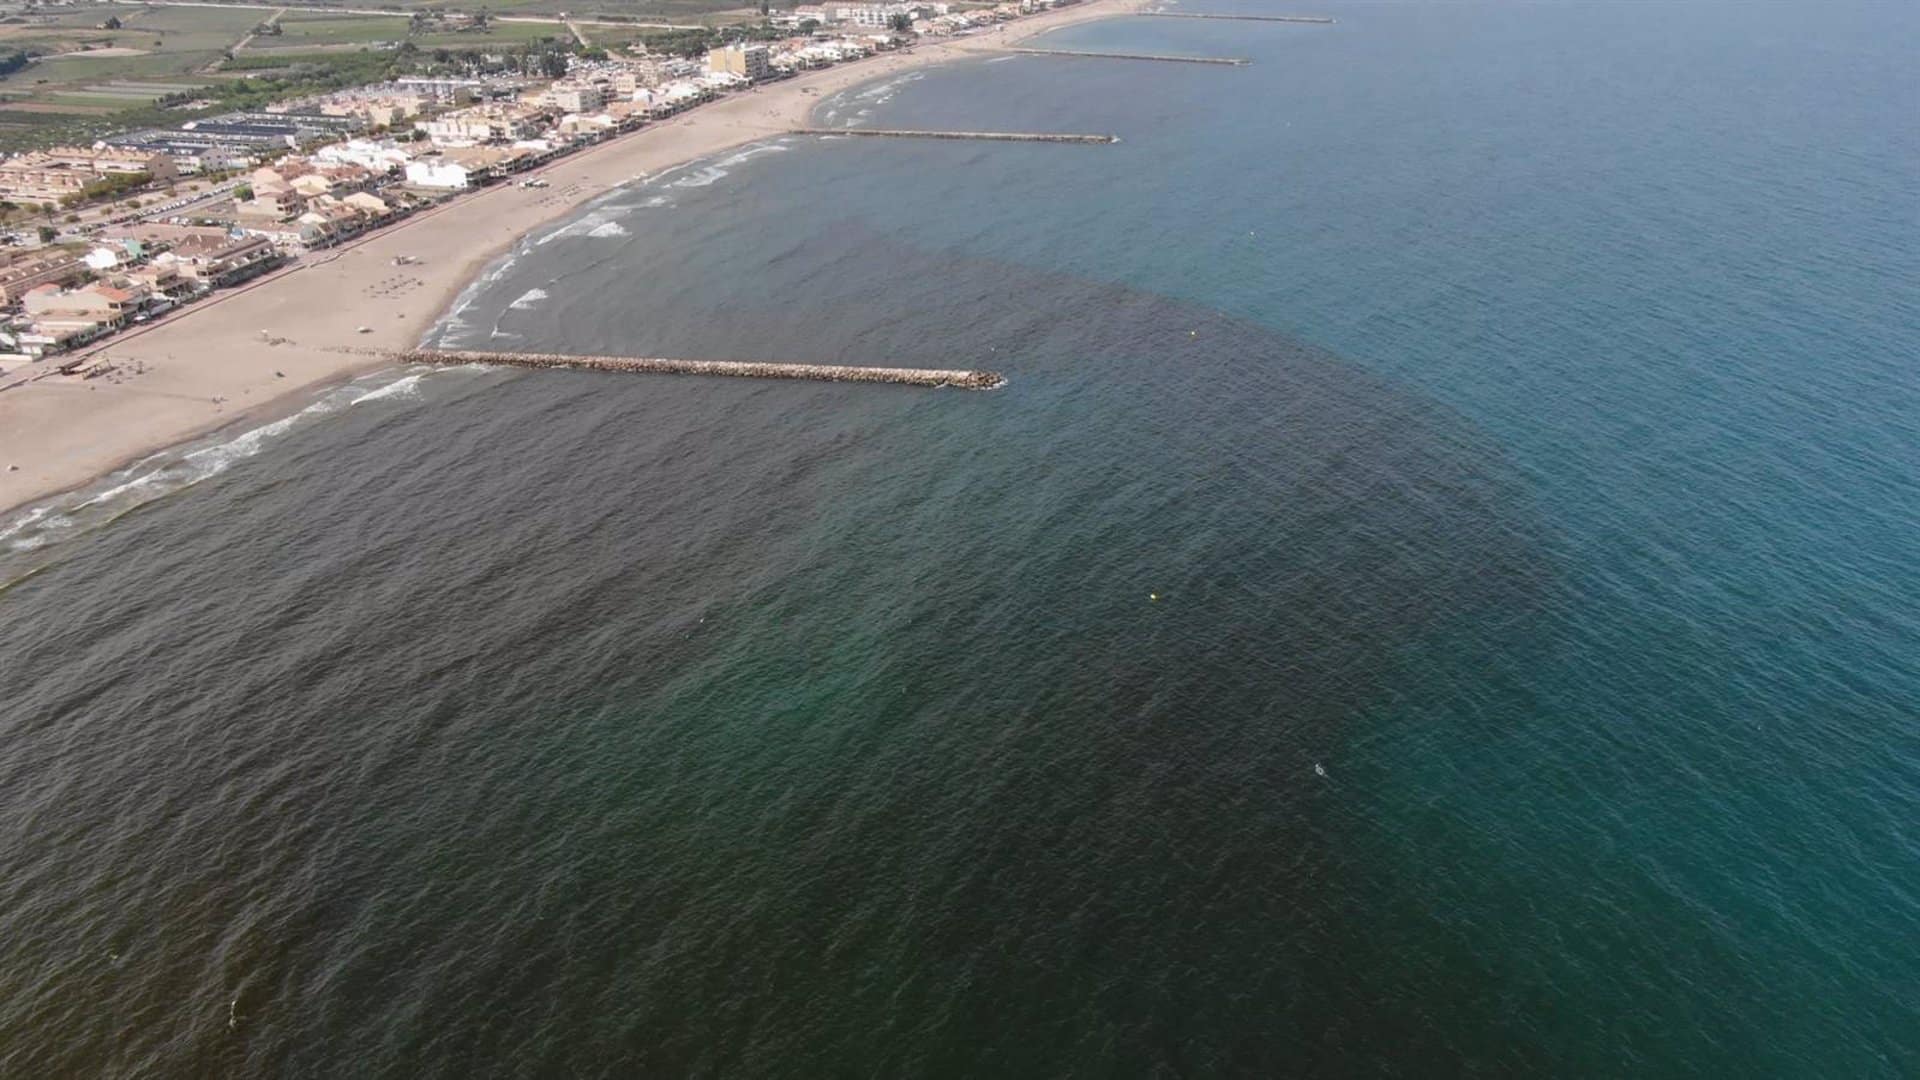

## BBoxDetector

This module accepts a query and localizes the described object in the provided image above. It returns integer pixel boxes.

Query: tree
[889,12,913,32]
[233,184,253,201]
[37,225,56,243]
[100,14,122,29]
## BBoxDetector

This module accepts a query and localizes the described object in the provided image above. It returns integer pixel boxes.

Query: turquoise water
[1,1,1915,1073]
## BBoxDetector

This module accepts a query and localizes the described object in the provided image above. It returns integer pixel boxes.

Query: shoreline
[0,0,1145,521]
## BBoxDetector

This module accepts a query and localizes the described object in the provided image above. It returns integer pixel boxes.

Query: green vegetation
[0,0,783,153]
[0,4,261,148]
[61,168,151,207]
[633,26,716,58]
[419,0,744,15]
[406,21,566,47]
[268,15,412,47]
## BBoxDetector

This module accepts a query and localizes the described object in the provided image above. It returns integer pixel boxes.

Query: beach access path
[0,0,1146,517]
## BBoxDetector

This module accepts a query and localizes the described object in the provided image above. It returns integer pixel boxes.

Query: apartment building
[0,147,175,204]
[706,44,773,83]
[0,251,88,308]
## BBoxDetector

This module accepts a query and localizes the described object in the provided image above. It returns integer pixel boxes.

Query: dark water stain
[0,218,1558,1077]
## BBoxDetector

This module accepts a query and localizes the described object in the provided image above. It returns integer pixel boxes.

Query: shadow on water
[0,230,1559,1075]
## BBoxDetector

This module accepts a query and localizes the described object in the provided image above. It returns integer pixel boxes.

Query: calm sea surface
[2,1,1916,1074]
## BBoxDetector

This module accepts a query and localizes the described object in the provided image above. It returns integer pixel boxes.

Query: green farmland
[0,0,758,152]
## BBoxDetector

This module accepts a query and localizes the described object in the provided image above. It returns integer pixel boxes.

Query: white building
[404,157,474,189]
[540,81,608,113]
[390,76,486,105]
[830,3,928,28]
[706,43,772,83]
[312,138,416,174]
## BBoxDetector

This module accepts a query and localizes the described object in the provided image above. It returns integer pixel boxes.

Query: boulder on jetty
[400,350,1005,390]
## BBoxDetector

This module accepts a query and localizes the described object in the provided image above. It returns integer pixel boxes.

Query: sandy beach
[0,0,1142,518]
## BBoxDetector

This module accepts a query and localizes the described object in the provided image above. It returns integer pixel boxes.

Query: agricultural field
[265,14,411,47]
[189,1,746,21]
[0,5,264,148]
[493,1,753,18]
[406,21,571,48]
[0,0,759,152]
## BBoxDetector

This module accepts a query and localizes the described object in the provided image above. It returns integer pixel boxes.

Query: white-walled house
[313,139,416,174]
[404,157,474,189]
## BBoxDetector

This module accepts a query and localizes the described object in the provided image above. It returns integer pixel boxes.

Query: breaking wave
[0,367,469,565]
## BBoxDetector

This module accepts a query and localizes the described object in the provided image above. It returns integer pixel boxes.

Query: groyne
[1010,47,1250,65]
[1143,12,1335,24]
[797,128,1119,144]
[399,349,1005,390]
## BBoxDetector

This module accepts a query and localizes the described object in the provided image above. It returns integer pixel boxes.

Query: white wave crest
[435,250,524,339]
[4,367,444,553]
[349,373,424,405]
[0,505,73,547]
[854,70,924,102]
[672,166,731,188]
[715,143,792,168]
[536,209,632,244]
[509,287,550,310]
[182,401,337,474]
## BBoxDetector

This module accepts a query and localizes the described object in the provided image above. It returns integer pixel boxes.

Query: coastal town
[0,0,1071,369]
[0,0,1136,514]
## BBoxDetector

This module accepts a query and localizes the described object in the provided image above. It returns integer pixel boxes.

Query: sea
[2,1,1916,1075]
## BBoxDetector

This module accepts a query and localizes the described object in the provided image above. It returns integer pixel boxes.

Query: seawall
[1010,47,1251,65]
[1142,12,1335,24]
[797,128,1119,144]
[401,349,1006,390]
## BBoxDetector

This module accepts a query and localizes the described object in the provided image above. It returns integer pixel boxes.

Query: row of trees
[66,170,153,208]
